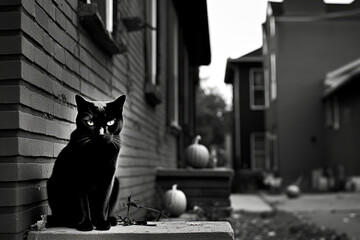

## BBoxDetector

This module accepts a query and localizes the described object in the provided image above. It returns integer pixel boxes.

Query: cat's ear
[108,95,126,111]
[75,95,90,110]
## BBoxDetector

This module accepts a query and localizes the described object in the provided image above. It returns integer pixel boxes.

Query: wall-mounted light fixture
[122,17,156,32]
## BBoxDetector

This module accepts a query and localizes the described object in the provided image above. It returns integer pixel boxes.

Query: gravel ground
[227,210,351,240]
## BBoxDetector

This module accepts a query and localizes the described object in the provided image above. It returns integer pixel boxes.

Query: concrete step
[27,221,234,240]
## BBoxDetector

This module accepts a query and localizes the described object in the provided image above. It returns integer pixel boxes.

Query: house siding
[267,18,360,186]
[238,62,264,169]
[0,0,178,239]
[325,78,360,176]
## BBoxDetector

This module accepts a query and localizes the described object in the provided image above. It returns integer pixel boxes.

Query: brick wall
[0,0,177,239]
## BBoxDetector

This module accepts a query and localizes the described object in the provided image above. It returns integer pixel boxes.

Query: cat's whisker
[74,135,93,147]
[108,138,120,150]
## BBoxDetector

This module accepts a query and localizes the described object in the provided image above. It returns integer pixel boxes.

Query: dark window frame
[144,0,162,106]
[78,0,126,55]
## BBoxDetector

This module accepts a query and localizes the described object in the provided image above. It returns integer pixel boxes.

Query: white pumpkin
[163,184,187,217]
[185,135,210,168]
[286,184,301,198]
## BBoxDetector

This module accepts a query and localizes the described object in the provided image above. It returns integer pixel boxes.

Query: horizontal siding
[0,0,177,238]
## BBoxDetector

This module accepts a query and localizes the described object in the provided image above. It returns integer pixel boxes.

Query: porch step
[156,168,234,210]
[27,221,234,240]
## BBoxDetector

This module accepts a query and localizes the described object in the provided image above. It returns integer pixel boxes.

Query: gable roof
[227,48,263,64]
[224,47,263,84]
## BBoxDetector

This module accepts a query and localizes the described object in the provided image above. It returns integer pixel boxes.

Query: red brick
[47,56,63,80]
[34,47,48,70]
[22,0,35,17]
[0,111,19,130]
[71,8,78,25]
[35,3,49,31]
[21,12,43,46]
[62,68,80,90]
[65,51,79,74]
[0,138,19,156]
[21,36,35,61]
[42,32,54,55]
[0,0,21,5]
[54,42,65,64]
[0,85,20,103]
[64,33,78,56]
[79,62,90,80]
[48,20,66,46]
[66,18,78,41]
[0,184,47,207]
[79,46,92,67]
[66,0,77,11]
[55,7,66,30]
[0,11,21,30]
[57,0,72,20]
[36,0,55,20]
[0,35,21,54]
[0,202,48,233]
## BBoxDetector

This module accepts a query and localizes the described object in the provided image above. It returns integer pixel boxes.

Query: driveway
[261,193,360,240]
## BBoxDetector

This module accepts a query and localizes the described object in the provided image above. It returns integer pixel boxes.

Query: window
[88,0,114,33]
[265,130,278,170]
[325,96,340,130]
[146,0,157,85]
[168,3,180,133]
[79,0,125,54]
[144,0,162,105]
[270,53,277,101]
[251,133,267,170]
[250,68,268,110]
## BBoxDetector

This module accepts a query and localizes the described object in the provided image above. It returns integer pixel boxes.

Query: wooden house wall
[237,62,264,169]
[267,19,360,186]
[325,78,360,176]
[0,0,178,239]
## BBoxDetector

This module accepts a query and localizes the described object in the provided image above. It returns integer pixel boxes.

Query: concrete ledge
[27,221,234,240]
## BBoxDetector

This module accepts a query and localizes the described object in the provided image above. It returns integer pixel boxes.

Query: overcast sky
[199,0,267,107]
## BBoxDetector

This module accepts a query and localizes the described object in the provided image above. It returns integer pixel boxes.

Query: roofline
[228,56,263,63]
[273,6,360,22]
[323,58,360,98]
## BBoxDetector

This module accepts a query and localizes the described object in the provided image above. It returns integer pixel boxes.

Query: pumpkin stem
[193,135,201,144]
[172,184,178,191]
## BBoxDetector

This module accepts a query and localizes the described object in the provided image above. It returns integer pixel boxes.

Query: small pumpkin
[185,135,210,168]
[286,185,301,198]
[163,184,187,217]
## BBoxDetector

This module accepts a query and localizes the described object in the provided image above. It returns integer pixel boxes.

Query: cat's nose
[99,127,104,135]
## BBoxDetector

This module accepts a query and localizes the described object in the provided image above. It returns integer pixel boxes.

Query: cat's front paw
[95,220,111,231]
[77,219,93,231]
[108,216,118,226]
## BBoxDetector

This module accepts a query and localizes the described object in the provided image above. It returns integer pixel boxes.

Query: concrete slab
[27,221,234,240]
[230,194,272,212]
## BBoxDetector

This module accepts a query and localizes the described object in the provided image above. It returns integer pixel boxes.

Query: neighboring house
[224,48,268,192]
[0,0,210,239]
[262,0,360,187]
[323,59,360,179]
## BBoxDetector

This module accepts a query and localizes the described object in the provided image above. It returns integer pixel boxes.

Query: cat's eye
[107,120,115,126]
[86,120,94,126]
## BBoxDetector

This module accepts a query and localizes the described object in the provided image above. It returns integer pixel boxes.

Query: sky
[200,0,268,107]
[200,0,354,108]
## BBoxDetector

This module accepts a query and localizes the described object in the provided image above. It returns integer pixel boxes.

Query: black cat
[47,95,126,231]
